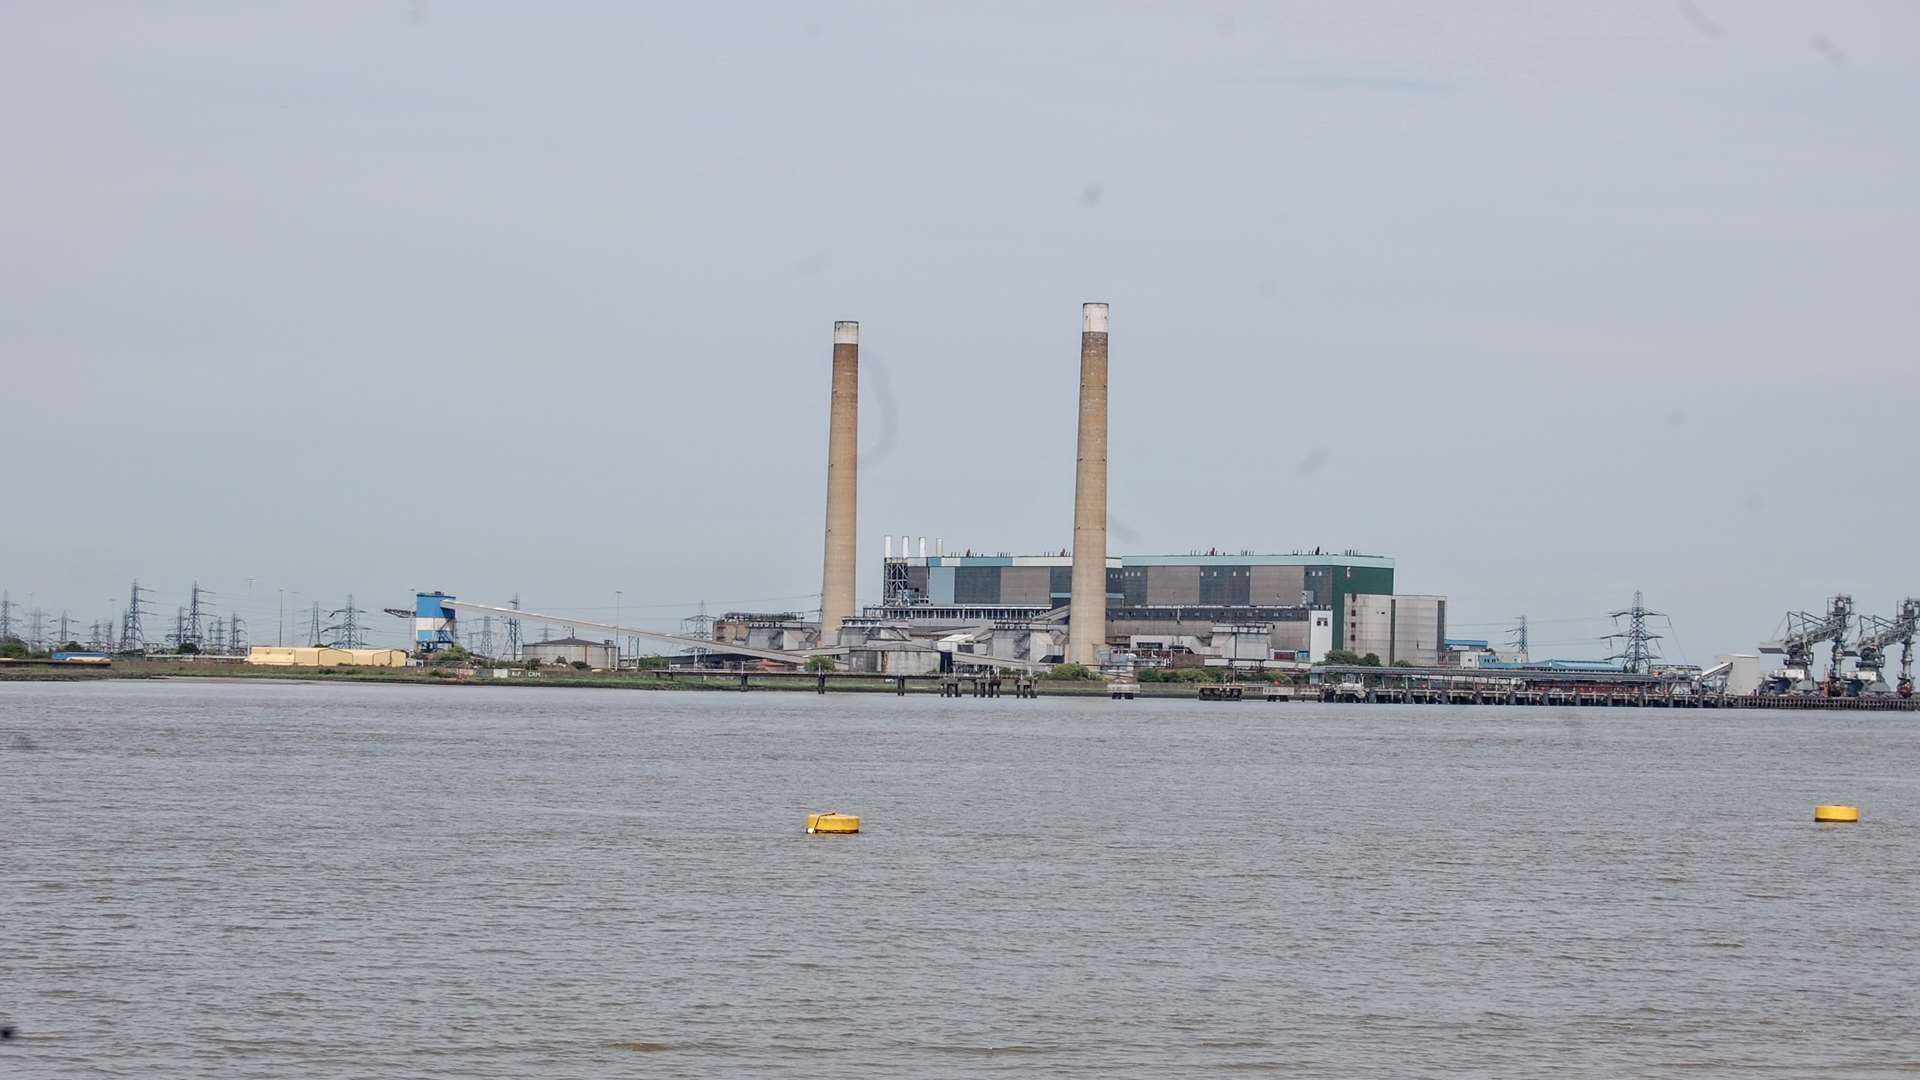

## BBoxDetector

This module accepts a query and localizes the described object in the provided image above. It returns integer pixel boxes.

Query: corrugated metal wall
[999,566,1051,606]
[928,566,956,605]
[954,566,1000,605]
[1268,621,1310,653]
[1388,595,1446,665]
[1144,565,1201,606]
[1249,565,1306,606]
[1198,566,1251,605]
[1346,593,1396,660]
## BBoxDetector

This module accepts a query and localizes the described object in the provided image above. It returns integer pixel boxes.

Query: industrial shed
[247,646,409,668]
[522,637,617,670]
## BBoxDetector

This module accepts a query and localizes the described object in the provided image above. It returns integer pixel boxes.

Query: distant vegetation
[805,655,837,673]
[1044,662,1099,680]
[1322,649,1381,667]
[1138,666,1224,683]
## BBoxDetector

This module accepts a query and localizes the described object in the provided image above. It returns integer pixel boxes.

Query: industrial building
[415,303,1914,703]
[523,636,618,669]
[1346,593,1448,666]
[247,646,408,668]
[434,304,1456,678]
[863,548,1444,668]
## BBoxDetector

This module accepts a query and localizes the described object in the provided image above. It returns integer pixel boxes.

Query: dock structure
[1309,663,1920,710]
[939,673,1038,698]
[657,667,1038,698]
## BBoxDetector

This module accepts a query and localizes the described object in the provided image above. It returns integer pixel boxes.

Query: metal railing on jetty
[1308,663,1919,711]
[656,665,1040,698]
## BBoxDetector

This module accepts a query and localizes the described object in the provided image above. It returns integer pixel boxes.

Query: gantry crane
[1853,598,1920,698]
[1760,595,1854,695]
[1904,598,1919,699]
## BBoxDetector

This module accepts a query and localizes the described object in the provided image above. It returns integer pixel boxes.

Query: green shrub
[1045,662,1098,680]
[1139,666,1223,683]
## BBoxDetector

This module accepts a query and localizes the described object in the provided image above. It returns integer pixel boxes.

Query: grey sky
[5,2,1916,659]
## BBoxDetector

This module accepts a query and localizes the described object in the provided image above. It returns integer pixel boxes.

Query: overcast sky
[5,2,1916,659]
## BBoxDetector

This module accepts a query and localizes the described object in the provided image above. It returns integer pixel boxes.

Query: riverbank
[0,659,1171,697]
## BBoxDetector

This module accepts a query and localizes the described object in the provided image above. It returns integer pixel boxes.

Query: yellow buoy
[806,812,860,834]
[1814,804,1860,823]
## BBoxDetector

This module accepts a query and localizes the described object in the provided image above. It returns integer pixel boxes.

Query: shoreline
[0,660,1147,697]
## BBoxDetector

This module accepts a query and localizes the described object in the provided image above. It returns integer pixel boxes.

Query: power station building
[872,549,1440,663]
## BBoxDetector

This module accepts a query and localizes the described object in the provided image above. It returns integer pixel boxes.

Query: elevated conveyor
[443,600,830,666]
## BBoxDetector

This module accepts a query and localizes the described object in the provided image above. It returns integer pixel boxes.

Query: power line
[1450,615,1611,628]
[1604,590,1665,674]
[506,594,522,660]
[119,581,153,653]
[680,601,714,663]
[325,595,368,648]
[1661,614,1689,666]
[186,581,214,649]
[519,592,823,614]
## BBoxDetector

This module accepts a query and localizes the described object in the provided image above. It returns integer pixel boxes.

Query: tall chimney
[819,321,859,641]
[1068,302,1109,666]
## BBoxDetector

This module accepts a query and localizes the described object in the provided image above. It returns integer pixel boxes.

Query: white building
[1344,593,1447,665]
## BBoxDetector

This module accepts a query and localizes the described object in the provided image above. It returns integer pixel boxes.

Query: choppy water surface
[5,680,1919,1077]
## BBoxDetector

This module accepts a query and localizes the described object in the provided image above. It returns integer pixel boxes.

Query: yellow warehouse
[247,646,408,668]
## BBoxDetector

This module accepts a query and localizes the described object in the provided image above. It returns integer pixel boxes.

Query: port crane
[1851,598,1919,698]
[1760,595,1853,696]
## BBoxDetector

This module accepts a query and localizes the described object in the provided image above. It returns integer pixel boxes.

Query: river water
[4,679,1917,1077]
